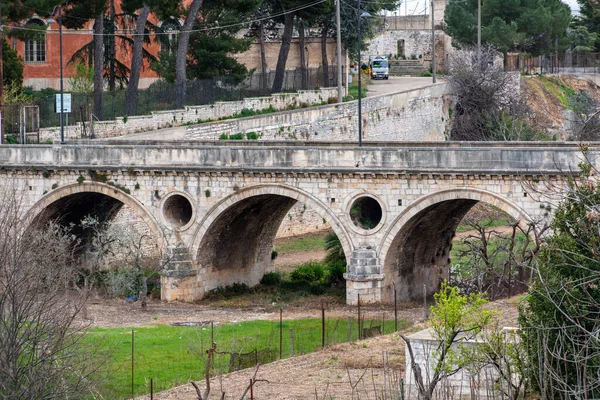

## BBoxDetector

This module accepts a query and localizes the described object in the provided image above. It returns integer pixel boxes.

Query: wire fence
[20,66,343,131]
[98,300,408,399]
[509,51,600,75]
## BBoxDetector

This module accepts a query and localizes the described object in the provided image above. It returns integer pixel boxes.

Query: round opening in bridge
[163,194,193,228]
[350,196,382,230]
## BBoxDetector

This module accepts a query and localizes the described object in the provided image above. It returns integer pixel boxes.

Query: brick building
[13,3,343,91]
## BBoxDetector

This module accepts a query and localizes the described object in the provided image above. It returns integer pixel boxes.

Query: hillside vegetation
[523,75,600,139]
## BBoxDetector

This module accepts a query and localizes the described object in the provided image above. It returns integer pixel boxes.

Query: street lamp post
[357,0,363,147]
[58,5,64,144]
[49,3,67,143]
[357,2,370,148]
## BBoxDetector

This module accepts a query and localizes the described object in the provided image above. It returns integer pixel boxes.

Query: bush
[290,262,325,283]
[229,132,244,140]
[260,272,282,286]
[325,262,346,286]
[245,131,260,140]
[106,267,142,298]
[219,133,229,140]
[204,283,251,299]
[271,249,278,260]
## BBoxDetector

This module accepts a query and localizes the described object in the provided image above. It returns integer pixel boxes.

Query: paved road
[110,76,443,141]
[366,76,442,96]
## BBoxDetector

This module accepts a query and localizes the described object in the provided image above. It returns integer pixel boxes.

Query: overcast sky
[564,0,580,13]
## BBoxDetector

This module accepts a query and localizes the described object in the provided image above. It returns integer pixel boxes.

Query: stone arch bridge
[0,140,593,304]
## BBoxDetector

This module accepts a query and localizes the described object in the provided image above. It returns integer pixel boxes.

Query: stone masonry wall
[276,203,328,238]
[184,84,451,142]
[366,30,451,71]
[2,159,565,302]
[38,88,338,142]
[404,328,517,399]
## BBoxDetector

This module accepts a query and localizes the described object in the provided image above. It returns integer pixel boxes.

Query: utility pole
[477,0,481,66]
[0,3,4,145]
[335,0,343,103]
[59,4,64,143]
[431,0,436,83]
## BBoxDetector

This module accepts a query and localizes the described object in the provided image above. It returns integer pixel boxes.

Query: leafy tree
[444,0,572,56]
[324,231,346,265]
[175,0,204,108]
[268,0,298,93]
[340,0,397,61]
[401,282,492,400]
[154,0,256,85]
[68,61,94,94]
[520,161,600,399]
[63,0,108,119]
[576,0,600,50]
[568,24,599,51]
[2,39,23,90]
[245,4,277,90]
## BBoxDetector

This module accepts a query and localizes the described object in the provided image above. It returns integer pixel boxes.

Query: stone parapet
[0,142,593,176]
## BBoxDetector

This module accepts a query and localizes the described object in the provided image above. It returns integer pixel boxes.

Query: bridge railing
[0,142,594,176]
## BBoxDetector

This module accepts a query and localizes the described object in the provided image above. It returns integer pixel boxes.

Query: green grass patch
[537,76,576,108]
[450,232,534,274]
[455,217,511,233]
[346,75,369,101]
[90,317,409,398]
[276,232,328,254]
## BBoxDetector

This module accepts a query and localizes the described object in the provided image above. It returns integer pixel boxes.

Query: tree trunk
[125,4,150,117]
[321,24,329,87]
[93,15,104,120]
[108,0,116,91]
[175,0,204,108]
[272,12,294,93]
[259,21,268,91]
[140,275,148,310]
[299,21,307,89]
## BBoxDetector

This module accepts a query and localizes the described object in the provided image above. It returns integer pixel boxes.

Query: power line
[2,0,328,37]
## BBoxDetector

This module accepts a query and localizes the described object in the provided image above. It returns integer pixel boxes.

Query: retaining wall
[184,83,452,142]
[38,88,339,142]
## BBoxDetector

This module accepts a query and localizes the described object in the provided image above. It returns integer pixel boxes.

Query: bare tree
[448,46,545,141]
[0,188,104,398]
[451,206,548,299]
[83,217,166,310]
[566,89,600,141]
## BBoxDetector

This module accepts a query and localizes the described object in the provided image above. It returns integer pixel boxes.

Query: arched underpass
[27,184,162,267]
[191,186,353,299]
[381,189,532,303]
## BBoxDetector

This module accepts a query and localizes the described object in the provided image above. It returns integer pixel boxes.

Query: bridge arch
[27,182,166,251]
[190,184,354,294]
[378,188,532,302]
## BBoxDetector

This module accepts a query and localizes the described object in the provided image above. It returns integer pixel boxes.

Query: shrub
[204,283,251,300]
[229,132,244,140]
[325,262,346,286]
[327,96,338,104]
[106,267,142,298]
[290,262,325,283]
[260,272,282,286]
[246,131,260,140]
[271,249,278,260]
[219,133,229,140]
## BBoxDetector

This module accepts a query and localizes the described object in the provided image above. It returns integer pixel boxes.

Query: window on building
[159,19,180,53]
[24,19,46,64]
